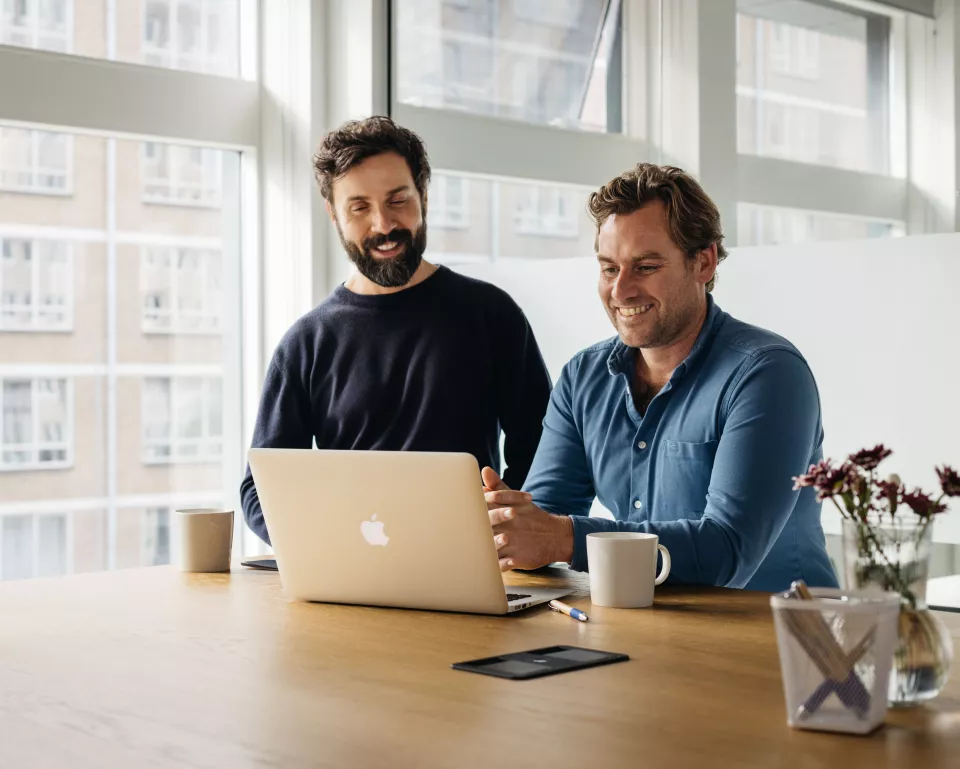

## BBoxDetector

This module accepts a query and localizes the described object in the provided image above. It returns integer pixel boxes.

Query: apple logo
[360,514,389,547]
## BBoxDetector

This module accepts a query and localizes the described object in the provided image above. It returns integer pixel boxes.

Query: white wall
[457,231,960,543]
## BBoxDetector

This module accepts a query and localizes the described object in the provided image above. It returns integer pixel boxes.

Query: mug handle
[654,544,671,585]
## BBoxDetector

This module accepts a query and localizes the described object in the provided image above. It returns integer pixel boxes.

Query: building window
[142,0,237,75]
[515,186,579,238]
[0,512,68,580]
[0,238,73,332]
[141,142,223,207]
[0,0,72,52]
[771,23,820,80]
[142,376,223,464]
[143,507,171,566]
[430,174,469,229]
[141,246,223,334]
[0,127,72,195]
[0,377,72,471]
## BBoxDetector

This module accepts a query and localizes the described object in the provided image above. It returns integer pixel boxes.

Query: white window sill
[0,185,74,197]
[141,195,222,210]
[141,456,223,467]
[0,460,74,473]
[141,325,224,337]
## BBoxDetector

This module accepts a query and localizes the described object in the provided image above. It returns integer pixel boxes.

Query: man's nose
[369,205,397,235]
[610,269,638,303]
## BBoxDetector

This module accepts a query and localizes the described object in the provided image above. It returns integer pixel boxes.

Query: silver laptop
[247,448,569,614]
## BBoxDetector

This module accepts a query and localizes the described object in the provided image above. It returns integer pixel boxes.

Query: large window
[1,238,72,331]
[0,377,72,471]
[736,0,893,175]
[141,246,223,334]
[0,127,72,194]
[141,376,223,464]
[395,0,623,133]
[0,0,72,52]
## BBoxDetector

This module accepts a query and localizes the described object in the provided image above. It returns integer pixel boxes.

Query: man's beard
[337,221,428,288]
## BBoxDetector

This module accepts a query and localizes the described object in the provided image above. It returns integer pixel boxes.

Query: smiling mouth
[616,304,654,317]
[372,241,403,257]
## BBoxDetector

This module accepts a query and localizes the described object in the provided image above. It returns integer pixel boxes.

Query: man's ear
[421,189,428,217]
[696,243,718,287]
[325,200,337,225]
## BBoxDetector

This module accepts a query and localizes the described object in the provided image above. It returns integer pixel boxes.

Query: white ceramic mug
[176,509,234,573]
[586,532,671,608]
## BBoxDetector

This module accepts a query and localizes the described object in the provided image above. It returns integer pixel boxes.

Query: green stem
[835,498,920,608]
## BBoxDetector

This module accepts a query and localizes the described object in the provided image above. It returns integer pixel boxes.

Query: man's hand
[480,467,574,572]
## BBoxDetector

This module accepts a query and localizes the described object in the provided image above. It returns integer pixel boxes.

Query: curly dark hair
[313,116,432,205]
[587,163,728,292]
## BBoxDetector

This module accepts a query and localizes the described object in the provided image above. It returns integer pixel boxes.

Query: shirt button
[637,441,647,450]
[634,500,642,509]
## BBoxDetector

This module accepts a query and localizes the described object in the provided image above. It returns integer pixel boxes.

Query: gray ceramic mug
[176,508,234,572]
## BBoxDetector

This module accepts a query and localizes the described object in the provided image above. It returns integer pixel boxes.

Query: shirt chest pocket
[653,439,719,519]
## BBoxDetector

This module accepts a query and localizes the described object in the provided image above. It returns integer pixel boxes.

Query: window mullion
[171,0,180,69]
[31,378,39,465]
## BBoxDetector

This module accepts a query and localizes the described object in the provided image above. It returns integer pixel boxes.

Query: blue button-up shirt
[523,296,838,592]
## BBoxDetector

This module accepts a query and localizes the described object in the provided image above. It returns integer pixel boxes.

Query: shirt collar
[605,294,724,380]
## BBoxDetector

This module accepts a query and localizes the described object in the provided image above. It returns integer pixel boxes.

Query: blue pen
[549,599,589,622]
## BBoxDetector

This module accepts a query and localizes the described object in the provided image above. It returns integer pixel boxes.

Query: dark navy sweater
[240,266,552,544]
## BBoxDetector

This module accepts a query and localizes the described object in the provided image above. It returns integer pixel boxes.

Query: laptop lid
[248,449,511,614]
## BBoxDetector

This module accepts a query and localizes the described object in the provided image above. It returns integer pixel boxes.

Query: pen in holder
[770,582,900,735]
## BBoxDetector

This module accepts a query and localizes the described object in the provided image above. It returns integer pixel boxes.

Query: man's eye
[351,205,368,214]
[602,267,618,276]
[636,265,658,273]
[389,198,407,206]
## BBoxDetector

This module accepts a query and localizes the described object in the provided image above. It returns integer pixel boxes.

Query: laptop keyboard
[506,593,532,602]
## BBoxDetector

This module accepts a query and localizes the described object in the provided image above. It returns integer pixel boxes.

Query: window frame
[0,127,74,196]
[0,0,74,53]
[139,244,223,334]
[141,0,239,76]
[0,236,74,333]
[0,376,74,472]
[514,185,580,239]
[429,173,470,230]
[140,141,224,208]
[141,375,224,466]
[733,0,906,228]
[0,510,71,580]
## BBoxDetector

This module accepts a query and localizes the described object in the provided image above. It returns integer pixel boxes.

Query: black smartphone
[452,645,629,680]
[240,558,278,570]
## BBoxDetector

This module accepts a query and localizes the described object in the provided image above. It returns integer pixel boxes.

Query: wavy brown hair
[313,116,431,205]
[587,163,728,292]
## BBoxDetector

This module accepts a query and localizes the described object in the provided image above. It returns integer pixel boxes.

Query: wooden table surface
[1,565,958,769]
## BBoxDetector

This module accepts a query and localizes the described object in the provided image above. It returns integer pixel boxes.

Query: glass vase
[842,518,954,707]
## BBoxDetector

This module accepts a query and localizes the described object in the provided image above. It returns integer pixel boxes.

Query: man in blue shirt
[482,163,837,592]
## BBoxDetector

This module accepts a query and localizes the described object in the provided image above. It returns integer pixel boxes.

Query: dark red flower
[936,466,960,497]
[901,488,947,517]
[793,460,860,501]
[848,445,893,471]
[793,460,832,491]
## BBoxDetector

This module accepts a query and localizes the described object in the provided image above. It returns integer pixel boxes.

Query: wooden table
[1,566,958,769]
